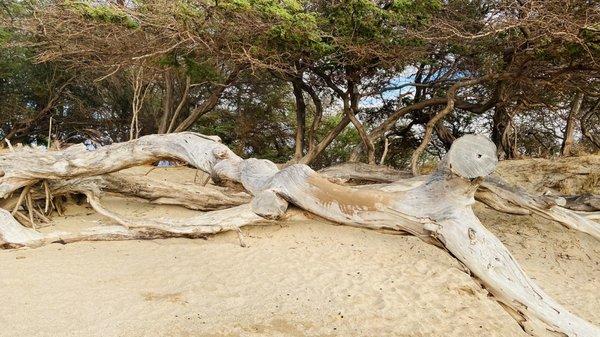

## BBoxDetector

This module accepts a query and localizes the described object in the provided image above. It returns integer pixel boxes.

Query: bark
[561,194,600,212]
[346,76,375,165]
[0,132,598,336]
[292,79,306,161]
[299,82,324,154]
[434,124,456,150]
[580,99,600,149]
[561,92,584,156]
[492,105,518,159]
[311,69,375,164]
[167,76,191,133]
[157,71,173,134]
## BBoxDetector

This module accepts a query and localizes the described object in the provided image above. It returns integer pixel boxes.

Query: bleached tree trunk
[320,163,600,241]
[0,132,598,337]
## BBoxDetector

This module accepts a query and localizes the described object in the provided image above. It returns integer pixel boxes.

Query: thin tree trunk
[299,81,323,154]
[157,71,173,134]
[580,98,600,149]
[297,115,351,165]
[167,76,191,133]
[173,68,240,133]
[492,105,517,159]
[561,92,584,156]
[346,73,375,164]
[348,98,449,161]
[411,76,492,175]
[292,79,306,161]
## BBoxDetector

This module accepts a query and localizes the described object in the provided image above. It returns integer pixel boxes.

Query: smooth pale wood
[479,177,600,241]
[49,173,250,211]
[445,134,499,179]
[320,162,600,241]
[267,165,598,336]
[251,190,289,219]
[1,203,275,248]
[0,208,44,248]
[0,132,598,336]
[0,133,236,198]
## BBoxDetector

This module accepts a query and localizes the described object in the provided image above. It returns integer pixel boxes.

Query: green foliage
[175,0,205,20]
[67,1,139,28]
[183,57,222,83]
[222,0,330,57]
[0,27,10,47]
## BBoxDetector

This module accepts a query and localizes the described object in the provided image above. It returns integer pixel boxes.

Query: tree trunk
[292,79,306,161]
[579,98,600,150]
[297,115,351,165]
[299,81,323,154]
[492,105,517,159]
[173,68,240,132]
[561,92,584,156]
[157,71,173,134]
[346,74,375,165]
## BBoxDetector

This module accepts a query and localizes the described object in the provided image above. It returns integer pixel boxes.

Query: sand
[0,162,598,337]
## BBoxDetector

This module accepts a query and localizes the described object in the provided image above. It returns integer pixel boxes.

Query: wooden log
[48,172,250,211]
[1,203,276,248]
[319,159,600,241]
[0,133,235,198]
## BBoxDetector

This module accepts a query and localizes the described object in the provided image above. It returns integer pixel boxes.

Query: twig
[25,191,37,230]
[12,186,30,215]
[379,137,389,166]
[4,139,14,152]
[13,210,36,229]
[44,180,51,214]
[47,116,53,149]
[236,228,247,248]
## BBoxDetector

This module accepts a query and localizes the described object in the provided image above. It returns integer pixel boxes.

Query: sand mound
[0,159,598,337]
[495,155,600,195]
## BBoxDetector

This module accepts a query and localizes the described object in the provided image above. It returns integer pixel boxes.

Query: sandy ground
[0,162,599,337]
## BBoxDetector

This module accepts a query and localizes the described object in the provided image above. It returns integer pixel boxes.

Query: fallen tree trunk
[50,172,250,211]
[0,133,231,198]
[320,164,600,241]
[0,205,274,249]
[0,132,598,336]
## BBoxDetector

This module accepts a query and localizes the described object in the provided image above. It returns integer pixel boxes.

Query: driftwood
[0,132,599,337]
[321,164,600,241]
[50,172,251,211]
